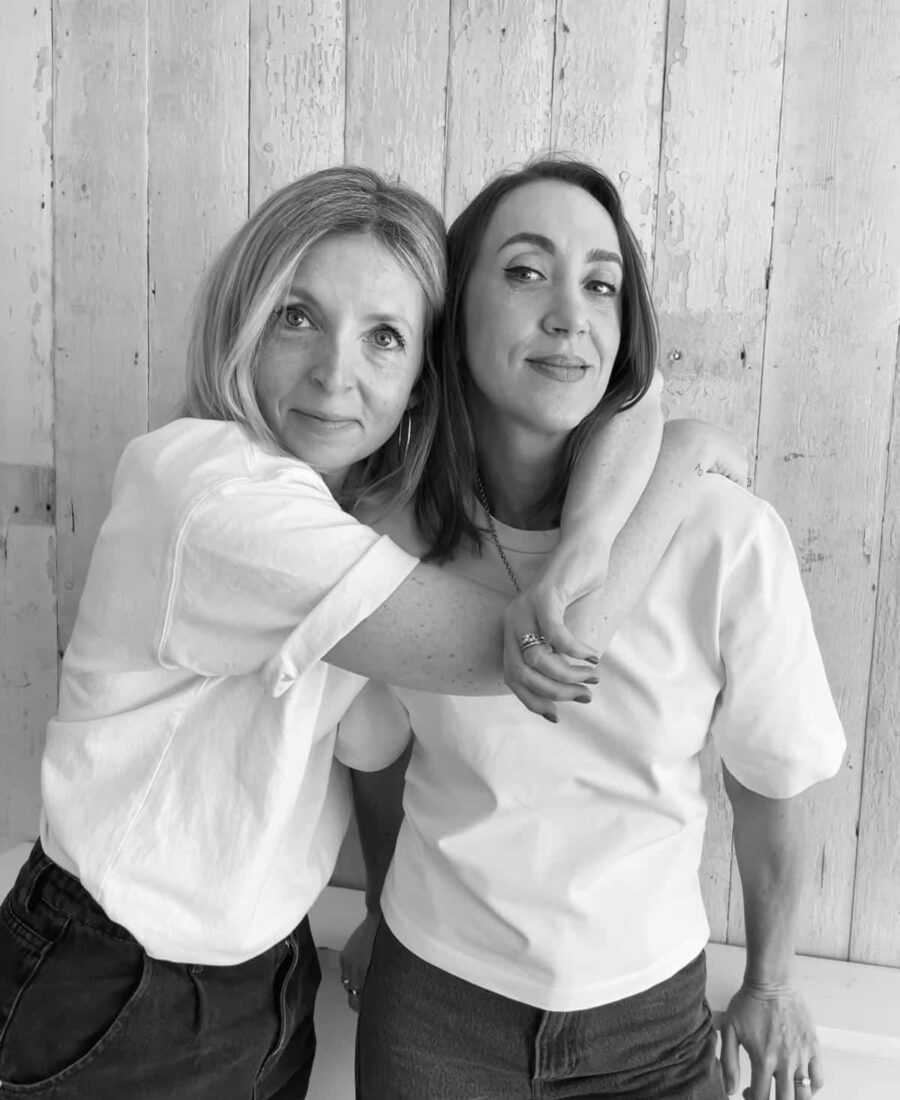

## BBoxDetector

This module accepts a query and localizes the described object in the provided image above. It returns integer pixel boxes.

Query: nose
[308,333,356,393]
[542,283,589,337]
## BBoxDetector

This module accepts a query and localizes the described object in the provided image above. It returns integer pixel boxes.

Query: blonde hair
[184,165,446,509]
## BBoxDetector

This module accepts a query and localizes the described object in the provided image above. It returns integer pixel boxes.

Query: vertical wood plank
[148,0,250,428]
[443,0,556,222]
[248,0,345,210]
[551,0,668,264]
[0,1,56,848]
[345,0,450,209]
[652,0,789,941]
[731,0,900,958]
[851,346,900,966]
[54,0,149,648]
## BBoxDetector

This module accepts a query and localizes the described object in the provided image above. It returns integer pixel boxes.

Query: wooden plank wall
[1,0,898,967]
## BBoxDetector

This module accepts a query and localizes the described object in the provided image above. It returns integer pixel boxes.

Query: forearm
[723,763,808,986]
[326,565,507,693]
[351,749,410,913]
[556,369,664,583]
[562,418,713,650]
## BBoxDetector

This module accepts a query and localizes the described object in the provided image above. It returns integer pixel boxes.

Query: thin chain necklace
[474,470,522,594]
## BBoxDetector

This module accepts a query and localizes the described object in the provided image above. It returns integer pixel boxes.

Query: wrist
[743,955,796,991]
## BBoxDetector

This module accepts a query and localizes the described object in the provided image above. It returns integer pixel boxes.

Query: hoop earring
[398,410,412,465]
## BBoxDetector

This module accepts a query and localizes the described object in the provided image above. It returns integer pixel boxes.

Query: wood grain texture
[851,341,900,966]
[551,0,668,263]
[0,1,56,850]
[345,0,449,209]
[249,0,345,209]
[728,0,900,959]
[653,0,789,943]
[54,0,149,648]
[1,2,54,468]
[148,0,250,428]
[443,0,556,222]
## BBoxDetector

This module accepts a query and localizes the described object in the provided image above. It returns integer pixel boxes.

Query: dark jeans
[0,842,320,1098]
[357,922,725,1100]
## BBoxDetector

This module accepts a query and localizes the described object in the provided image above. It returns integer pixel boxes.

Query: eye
[504,265,545,284]
[276,304,314,330]
[585,278,619,297]
[369,326,407,351]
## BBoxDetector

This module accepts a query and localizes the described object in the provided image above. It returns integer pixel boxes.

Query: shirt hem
[382,901,711,1012]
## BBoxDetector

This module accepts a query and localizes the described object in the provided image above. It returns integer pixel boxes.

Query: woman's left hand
[338,910,381,1013]
[720,982,823,1099]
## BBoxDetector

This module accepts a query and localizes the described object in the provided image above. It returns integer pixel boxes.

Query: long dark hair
[414,156,659,560]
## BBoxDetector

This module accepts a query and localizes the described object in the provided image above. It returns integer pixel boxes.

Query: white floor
[2,846,897,1098]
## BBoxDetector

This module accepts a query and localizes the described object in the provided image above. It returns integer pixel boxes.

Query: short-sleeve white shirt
[41,418,418,965]
[336,478,845,1011]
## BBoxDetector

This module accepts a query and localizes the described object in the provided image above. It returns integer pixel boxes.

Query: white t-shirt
[41,418,418,965]
[336,478,846,1011]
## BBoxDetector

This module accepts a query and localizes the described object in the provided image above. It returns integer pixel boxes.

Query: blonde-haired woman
[0,166,739,1098]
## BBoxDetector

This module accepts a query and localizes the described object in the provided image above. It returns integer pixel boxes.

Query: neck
[471,409,565,530]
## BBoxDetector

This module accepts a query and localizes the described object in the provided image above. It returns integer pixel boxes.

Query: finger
[720,1023,740,1095]
[808,1052,824,1093]
[513,664,595,704]
[773,1064,793,1100]
[535,618,598,663]
[746,1057,773,1100]
[521,589,600,664]
[349,991,361,1014]
[523,645,597,686]
[507,682,559,722]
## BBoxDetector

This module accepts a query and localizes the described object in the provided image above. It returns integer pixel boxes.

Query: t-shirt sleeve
[710,501,846,798]
[158,469,419,691]
[334,681,413,771]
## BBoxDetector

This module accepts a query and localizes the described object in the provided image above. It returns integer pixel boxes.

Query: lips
[292,409,357,428]
[528,354,590,369]
[525,354,592,382]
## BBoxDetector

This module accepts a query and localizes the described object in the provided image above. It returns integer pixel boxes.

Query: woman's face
[255,232,426,490]
[463,180,623,440]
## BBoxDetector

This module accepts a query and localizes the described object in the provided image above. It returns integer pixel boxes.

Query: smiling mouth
[292,409,357,428]
[526,357,591,381]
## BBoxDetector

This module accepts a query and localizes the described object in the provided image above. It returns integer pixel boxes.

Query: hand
[502,545,605,721]
[664,418,752,487]
[720,982,823,1099]
[338,910,380,1013]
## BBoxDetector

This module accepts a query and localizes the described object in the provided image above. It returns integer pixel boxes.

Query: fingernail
[586,655,600,665]
[576,695,591,704]
[583,677,599,685]
[543,712,558,723]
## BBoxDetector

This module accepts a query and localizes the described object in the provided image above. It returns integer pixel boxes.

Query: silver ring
[518,632,549,656]
[340,976,360,997]
[794,1077,811,1089]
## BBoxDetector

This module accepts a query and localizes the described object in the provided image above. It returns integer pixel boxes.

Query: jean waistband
[15,840,138,942]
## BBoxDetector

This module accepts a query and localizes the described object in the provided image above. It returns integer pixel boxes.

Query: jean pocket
[0,901,152,1089]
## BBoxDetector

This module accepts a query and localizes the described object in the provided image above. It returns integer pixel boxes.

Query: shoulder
[678,475,793,567]
[119,418,335,517]
[353,499,431,558]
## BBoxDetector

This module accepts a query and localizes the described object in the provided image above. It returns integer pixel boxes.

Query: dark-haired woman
[340,159,845,1100]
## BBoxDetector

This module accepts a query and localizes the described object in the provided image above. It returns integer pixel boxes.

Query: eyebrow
[497,232,623,267]
[284,289,412,330]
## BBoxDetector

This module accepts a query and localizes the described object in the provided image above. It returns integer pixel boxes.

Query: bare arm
[339,751,410,1012]
[505,416,751,673]
[720,764,824,1099]
[325,560,593,713]
[559,368,665,588]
